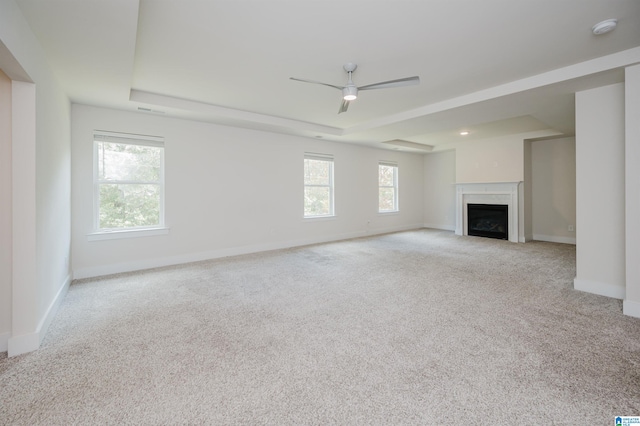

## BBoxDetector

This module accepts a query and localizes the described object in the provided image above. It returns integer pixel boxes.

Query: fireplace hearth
[467,204,508,240]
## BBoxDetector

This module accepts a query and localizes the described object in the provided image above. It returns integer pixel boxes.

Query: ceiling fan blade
[290,77,343,91]
[358,76,420,91]
[338,99,350,114]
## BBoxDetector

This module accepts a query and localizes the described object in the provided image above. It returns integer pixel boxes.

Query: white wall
[455,136,524,184]
[71,105,424,278]
[423,150,456,230]
[0,69,11,350]
[624,64,640,317]
[454,135,527,242]
[574,83,625,299]
[531,137,576,244]
[0,0,71,356]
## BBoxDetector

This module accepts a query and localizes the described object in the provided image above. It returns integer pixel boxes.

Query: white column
[574,83,626,299]
[8,81,39,356]
[0,70,12,352]
[623,64,640,318]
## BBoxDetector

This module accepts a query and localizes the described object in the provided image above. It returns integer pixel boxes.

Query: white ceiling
[15,0,640,152]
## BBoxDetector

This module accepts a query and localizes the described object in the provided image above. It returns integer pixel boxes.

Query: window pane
[304,186,331,216]
[98,142,161,182]
[304,159,331,185]
[379,165,395,186]
[379,188,396,211]
[99,183,160,229]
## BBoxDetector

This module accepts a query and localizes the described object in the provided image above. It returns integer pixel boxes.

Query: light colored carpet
[1,229,639,425]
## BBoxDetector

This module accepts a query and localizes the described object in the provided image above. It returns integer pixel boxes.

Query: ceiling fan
[290,63,420,114]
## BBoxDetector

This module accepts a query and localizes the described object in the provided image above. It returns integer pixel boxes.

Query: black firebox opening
[467,204,508,240]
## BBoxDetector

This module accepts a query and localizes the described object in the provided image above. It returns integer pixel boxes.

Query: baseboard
[0,331,9,353]
[7,332,39,357]
[423,223,455,231]
[37,274,71,344]
[7,273,71,357]
[369,223,425,237]
[74,224,424,279]
[623,299,640,319]
[533,234,576,245]
[574,277,625,300]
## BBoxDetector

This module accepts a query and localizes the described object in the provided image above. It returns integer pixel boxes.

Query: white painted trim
[0,332,9,353]
[7,332,39,357]
[302,215,337,222]
[623,299,640,319]
[74,224,424,279]
[370,224,424,236]
[6,273,71,357]
[87,227,169,241]
[423,223,456,231]
[37,274,71,345]
[532,234,576,245]
[574,278,625,300]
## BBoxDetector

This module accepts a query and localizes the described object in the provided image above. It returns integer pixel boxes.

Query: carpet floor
[1,229,639,425]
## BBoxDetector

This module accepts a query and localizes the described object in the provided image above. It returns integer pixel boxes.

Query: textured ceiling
[15,0,640,151]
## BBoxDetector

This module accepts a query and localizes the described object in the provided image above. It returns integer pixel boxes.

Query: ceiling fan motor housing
[343,85,358,100]
[290,62,419,113]
[343,63,358,72]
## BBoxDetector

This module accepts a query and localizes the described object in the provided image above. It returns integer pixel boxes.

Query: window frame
[90,131,167,239]
[303,153,335,218]
[378,161,399,213]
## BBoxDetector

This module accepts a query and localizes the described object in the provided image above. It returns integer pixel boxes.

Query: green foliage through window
[304,156,334,217]
[96,138,164,230]
[379,163,398,212]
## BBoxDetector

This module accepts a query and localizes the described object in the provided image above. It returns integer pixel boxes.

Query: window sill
[378,210,399,215]
[303,215,337,222]
[87,227,170,241]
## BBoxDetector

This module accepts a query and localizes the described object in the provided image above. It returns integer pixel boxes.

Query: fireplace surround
[455,182,523,243]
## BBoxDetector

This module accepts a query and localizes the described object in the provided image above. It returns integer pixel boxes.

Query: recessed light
[592,19,617,35]
[460,131,470,136]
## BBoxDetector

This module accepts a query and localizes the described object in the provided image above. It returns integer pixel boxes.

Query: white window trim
[378,161,399,213]
[304,153,335,218]
[87,227,169,241]
[91,131,166,240]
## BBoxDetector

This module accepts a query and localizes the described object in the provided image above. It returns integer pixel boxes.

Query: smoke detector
[592,19,617,35]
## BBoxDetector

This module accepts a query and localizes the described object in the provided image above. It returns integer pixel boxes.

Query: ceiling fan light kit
[343,86,358,100]
[291,62,420,113]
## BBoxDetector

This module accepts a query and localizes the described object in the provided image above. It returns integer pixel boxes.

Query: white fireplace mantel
[455,182,523,243]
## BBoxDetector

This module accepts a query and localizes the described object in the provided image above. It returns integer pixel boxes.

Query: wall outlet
[568,225,575,232]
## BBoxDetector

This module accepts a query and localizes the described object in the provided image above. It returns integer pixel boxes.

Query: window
[94,131,165,232]
[378,161,398,212]
[304,153,334,217]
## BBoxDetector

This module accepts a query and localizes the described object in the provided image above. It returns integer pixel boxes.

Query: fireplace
[467,204,508,240]
[456,182,523,243]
